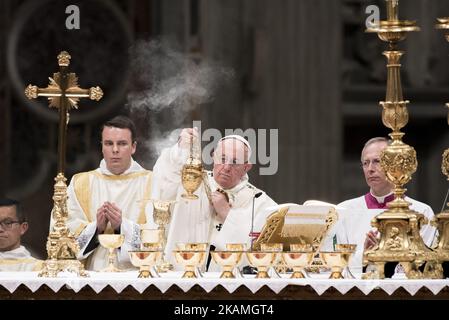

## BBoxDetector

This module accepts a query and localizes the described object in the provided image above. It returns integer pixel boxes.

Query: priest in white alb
[150,128,277,271]
[333,137,435,274]
[0,198,43,271]
[60,116,152,271]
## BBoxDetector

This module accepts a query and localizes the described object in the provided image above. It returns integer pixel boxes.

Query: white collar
[98,158,143,175]
[370,190,393,204]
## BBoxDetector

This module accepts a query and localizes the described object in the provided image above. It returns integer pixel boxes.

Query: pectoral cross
[24,51,102,277]
[25,51,103,173]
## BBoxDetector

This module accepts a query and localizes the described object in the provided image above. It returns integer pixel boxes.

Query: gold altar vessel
[98,234,125,272]
[432,19,449,265]
[173,247,207,278]
[24,51,103,277]
[363,1,439,279]
[129,250,162,278]
[150,200,176,272]
[181,134,203,200]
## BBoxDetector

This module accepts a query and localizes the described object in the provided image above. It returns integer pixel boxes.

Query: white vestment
[63,159,152,271]
[327,195,436,273]
[151,145,277,271]
[0,246,43,272]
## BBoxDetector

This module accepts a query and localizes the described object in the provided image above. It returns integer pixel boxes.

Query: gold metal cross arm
[24,51,103,109]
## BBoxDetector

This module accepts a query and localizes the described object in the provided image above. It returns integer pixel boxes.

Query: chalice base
[182,270,198,278]
[291,271,306,279]
[329,269,344,279]
[138,268,153,278]
[255,270,270,279]
[220,270,235,279]
[181,193,199,200]
[39,259,89,278]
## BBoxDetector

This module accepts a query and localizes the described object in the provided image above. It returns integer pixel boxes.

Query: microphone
[250,191,263,251]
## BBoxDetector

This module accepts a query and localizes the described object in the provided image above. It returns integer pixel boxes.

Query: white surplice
[326,195,436,273]
[0,246,43,272]
[61,159,152,271]
[150,144,277,271]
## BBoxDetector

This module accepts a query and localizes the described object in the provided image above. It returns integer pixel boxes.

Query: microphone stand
[250,192,263,251]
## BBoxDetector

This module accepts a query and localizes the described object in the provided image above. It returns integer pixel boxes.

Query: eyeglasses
[0,220,21,230]
[361,159,381,168]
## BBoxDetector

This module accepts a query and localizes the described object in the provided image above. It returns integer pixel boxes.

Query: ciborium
[129,250,162,278]
[211,251,244,278]
[98,234,125,272]
[282,244,314,279]
[363,0,437,279]
[173,249,207,278]
[320,250,354,279]
[150,200,176,272]
[246,251,278,279]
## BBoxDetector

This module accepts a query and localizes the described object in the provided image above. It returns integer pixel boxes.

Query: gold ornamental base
[39,259,88,278]
[363,208,440,279]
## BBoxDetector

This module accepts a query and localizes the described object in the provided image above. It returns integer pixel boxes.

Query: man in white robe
[0,199,43,271]
[151,128,277,271]
[332,137,435,275]
[62,116,152,271]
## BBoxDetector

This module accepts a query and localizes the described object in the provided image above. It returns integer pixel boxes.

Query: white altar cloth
[0,271,448,296]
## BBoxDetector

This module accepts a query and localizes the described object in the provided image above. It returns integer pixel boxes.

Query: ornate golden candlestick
[24,51,103,277]
[363,1,439,279]
[431,19,449,263]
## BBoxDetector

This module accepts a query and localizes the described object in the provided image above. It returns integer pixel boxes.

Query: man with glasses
[151,128,277,270]
[60,116,152,271]
[332,137,435,275]
[0,198,43,271]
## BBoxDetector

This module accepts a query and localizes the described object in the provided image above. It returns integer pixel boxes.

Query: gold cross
[25,51,103,109]
[24,51,103,173]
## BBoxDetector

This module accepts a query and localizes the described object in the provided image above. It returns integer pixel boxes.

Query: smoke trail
[127,38,234,165]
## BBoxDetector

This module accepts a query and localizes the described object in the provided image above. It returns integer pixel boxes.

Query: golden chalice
[98,234,125,272]
[150,200,176,272]
[181,156,203,200]
[211,251,244,278]
[320,244,356,279]
[173,249,207,278]
[129,250,162,278]
[282,244,314,279]
[246,251,278,278]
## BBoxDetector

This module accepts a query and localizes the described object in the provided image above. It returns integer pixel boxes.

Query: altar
[2,271,449,300]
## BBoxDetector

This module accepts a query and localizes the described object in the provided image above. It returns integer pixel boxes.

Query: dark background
[0,0,448,258]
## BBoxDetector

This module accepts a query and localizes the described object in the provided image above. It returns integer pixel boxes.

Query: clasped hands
[96,201,122,233]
